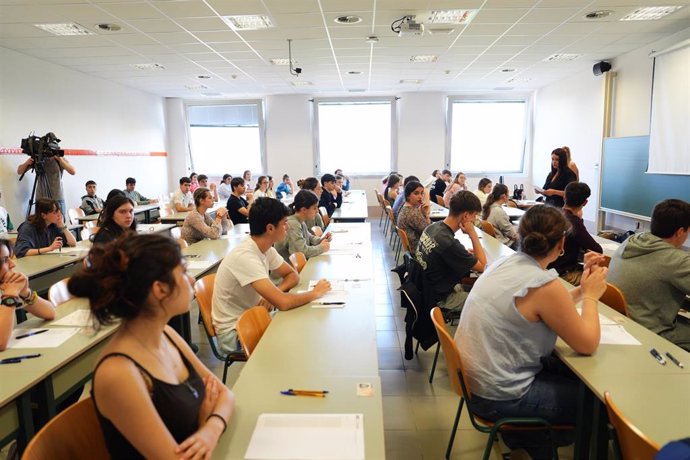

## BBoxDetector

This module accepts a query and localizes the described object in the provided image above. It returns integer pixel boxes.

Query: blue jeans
[470,356,577,460]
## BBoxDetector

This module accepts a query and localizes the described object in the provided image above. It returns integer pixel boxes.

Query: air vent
[543,53,581,62]
[132,63,165,71]
[34,23,94,36]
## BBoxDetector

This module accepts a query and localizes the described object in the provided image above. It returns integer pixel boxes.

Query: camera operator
[17,155,76,219]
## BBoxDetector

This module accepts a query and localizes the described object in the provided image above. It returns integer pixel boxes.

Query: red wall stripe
[0,148,167,157]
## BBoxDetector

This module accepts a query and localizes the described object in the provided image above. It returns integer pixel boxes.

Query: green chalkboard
[601,136,690,218]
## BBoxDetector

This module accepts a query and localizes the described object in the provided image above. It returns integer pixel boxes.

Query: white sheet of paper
[533,185,545,194]
[576,308,619,326]
[599,325,641,345]
[185,260,213,270]
[309,280,347,304]
[46,246,88,255]
[600,242,620,251]
[244,413,365,460]
[7,328,79,349]
[51,310,93,327]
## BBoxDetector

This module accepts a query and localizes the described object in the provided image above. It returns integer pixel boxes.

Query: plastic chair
[289,252,307,273]
[480,220,497,238]
[397,226,411,263]
[430,307,568,460]
[67,208,84,226]
[600,283,628,317]
[435,195,445,206]
[48,278,72,307]
[604,391,660,460]
[319,206,330,227]
[236,306,272,358]
[382,199,392,235]
[22,397,108,460]
[169,226,181,240]
[80,227,100,241]
[193,274,247,383]
[375,190,386,227]
[311,226,323,237]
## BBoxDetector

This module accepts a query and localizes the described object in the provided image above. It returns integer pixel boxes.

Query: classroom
[1,1,689,459]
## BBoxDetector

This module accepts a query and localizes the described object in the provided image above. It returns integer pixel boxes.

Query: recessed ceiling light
[197,75,211,79]
[270,58,295,66]
[334,15,362,24]
[501,68,516,73]
[584,10,614,19]
[34,23,94,36]
[366,35,379,43]
[543,53,581,62]
[347,71,363,75]
[620,6,683,21]
[400,79,422,84]
[421,9,478,25]
[132,63,165,71]
[96,23,122,32]
[410,55,438,63]
[222,15,274,30]
[291,81,312,87]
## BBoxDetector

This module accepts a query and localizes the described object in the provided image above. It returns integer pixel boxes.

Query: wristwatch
[1,295,23,308]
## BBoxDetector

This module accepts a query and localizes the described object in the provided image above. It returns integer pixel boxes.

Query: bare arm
[17,158,34,175]
[56,157,76,175]
[58,224,77,247]
[251,265,330,310]
[462,222,486,272]
[0,307,13,351]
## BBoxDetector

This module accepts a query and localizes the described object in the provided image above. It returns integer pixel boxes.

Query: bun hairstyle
[482,183,509,220]
[299,177,319,191]
[68,234,182,326]
[289,189,319,214]
[518,205,570,258]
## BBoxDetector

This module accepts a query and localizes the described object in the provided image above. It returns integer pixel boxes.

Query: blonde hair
[562,146,572,163]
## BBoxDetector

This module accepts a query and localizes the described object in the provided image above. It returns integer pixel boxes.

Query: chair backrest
[429,307,472,400]
[319,206,330,227]
[193,274,217,338]
[169,226,181,240]
[397,226,411,253]
[67,208,84,226]
[480,220,497,238]
[374,190,384,206]
[22,397,108,460]
[311,226,323,237]
[435,195,445,206]
[604,391,660,460]
[160,203,174,217]
[601,283,628,317]
[176,238,189,249]
[80,226,100,241]
[48,278,73,307]
[382,199,391,208]
[289,252,307,273]
[386,206,396,225]
[236,306,272,358]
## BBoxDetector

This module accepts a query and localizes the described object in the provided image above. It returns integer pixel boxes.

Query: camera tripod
[19,157,54,219]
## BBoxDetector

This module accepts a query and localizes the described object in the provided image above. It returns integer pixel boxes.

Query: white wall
[0,46,167,224]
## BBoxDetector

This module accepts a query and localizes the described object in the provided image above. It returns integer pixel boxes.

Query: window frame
[445,96,532,176]
[184,99,267,176]
[312,96,398,177]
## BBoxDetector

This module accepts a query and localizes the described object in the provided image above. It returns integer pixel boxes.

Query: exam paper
[244,413,365,460]
[51,310,93,327]
[599,325,641,346]
[185,260,213,270]
[576,308,619,326]
[46,246,88,255]
[7,328,79,349]
[600,242,620,252]
[309,280,347,306]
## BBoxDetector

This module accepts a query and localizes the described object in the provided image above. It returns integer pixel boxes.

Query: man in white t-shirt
[172,176,194,212]
[212,197,331,353]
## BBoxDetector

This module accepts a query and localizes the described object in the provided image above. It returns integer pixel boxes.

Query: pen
[665,352,684,368]
[0,353,41,365]
[314,302,345,305]
[15,329,49,340]
[650,348,666,365]
[280,389,329,397]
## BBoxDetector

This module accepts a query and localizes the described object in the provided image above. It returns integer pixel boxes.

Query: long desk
[75,204,161,225]
[160,204,222,225]
[214,222,385,459]
[332,190,368,222]
[0,298,117,452]
[429,201,448,221]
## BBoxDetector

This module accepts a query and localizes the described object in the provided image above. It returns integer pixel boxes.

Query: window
[314,98,396,175]
[187,102,265,175]
[447,99,528,174]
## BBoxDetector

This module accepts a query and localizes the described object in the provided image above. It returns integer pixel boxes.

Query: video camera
[21,132,65,161]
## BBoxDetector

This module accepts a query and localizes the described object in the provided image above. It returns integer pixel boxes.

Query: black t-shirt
[549,209,603,275]
[415,221,477,302]
[227,195,249,224]
[543,169,576,208]
[429,178,447,203]
[319,191,338,217]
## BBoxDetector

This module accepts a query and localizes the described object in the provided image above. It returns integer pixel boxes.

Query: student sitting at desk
[473,178,492,207]
[182,188,229,245]
[212,198,331,354]
[397,181,430,256]
[252,176,273,199]
[172,177,194,213]
[0,238,56,351]
[393,176,420,216]
[93,195,137,246]
[540,148,576,208]
[608,199,690,351]
[15,199,77,258]
[455,205,608,460]
[68,234,234,459]
[226,177,251,225]
[416,191,486,311]
[298,177,326,234]
[197,175,218,202]
[189,172,199,192]
[275,174,293,200]
[334,169,350,191]
[80,180,104,215]
[443,172,468,207]
[429,169,451,206]
[383,174,402,204]
[482,184,518,248]
[123,177,158,205]
[549,182,602,285]
[218,174,233,203]
[275,190,331,262]
[318,174,342,217]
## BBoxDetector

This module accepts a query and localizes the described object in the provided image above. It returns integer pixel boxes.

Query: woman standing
[443,172,468,207]
[541,148,576,208]
[482,184,518,248]
[182,188,229,245]
[93,195,137,246]
[396,181,431,255]
[455,205,607,459]
[14,198,77,257]
[68,234,234,459]
[275,190,331,261]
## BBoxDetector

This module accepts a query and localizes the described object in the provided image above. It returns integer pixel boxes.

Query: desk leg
[15,393,34,454]
[574,381,594,460]
[590,400,609,459]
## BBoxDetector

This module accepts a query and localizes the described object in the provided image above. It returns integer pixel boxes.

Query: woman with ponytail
[69,234,234,459]
[481,184,518,248]
[454,205,608,459]
[274,190,331,261]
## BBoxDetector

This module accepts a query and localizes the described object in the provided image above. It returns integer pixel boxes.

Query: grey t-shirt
[36,158,64,201]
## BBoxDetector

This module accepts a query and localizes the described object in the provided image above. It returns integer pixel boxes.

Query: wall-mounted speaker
[593,61,612,76]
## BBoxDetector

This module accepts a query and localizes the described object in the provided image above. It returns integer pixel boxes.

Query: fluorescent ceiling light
[543,53,581,62]
[410,55,438,63]
[34,23,94,36]
[222,15,274,30]
[132,63,165,71]
[291,81,312,86]
[270,58,295,66]
[185,84,208,90]
[400,79,422,84]
[620,6,682,21]
[422,9,478,25]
